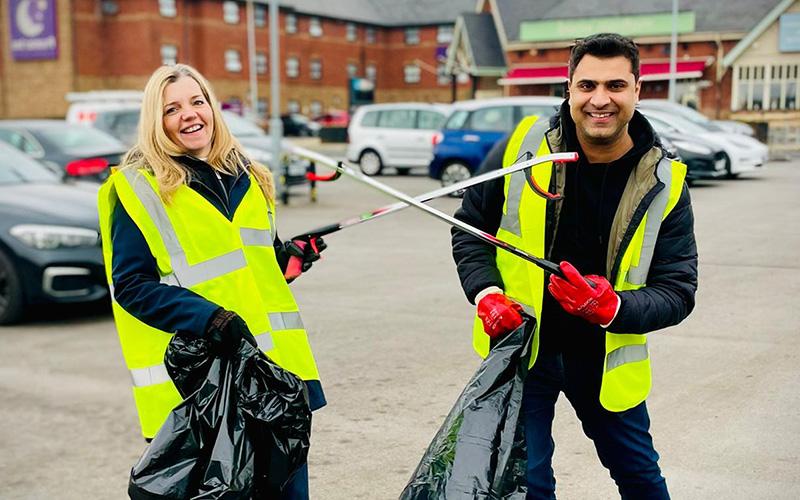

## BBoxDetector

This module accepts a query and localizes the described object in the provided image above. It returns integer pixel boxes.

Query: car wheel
[441,162,472,197]
[396,168,411,176]
[359,150,383,176]
[0,250,24,325]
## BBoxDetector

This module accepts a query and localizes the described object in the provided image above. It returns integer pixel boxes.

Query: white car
[346,103,451,175]
[641,109,768,178]
[638,99,755,137]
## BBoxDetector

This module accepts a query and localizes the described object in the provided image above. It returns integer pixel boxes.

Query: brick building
[0,0,476,119]
[446,0,800,150]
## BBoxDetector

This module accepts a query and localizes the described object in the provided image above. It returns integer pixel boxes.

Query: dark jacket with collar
[452,102,697,353]
[111,156,326,410]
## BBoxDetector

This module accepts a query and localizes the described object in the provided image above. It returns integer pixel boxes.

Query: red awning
[499,59,709,86]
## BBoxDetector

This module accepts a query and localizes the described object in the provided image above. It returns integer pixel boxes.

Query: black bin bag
[400,317,535,500]
[128,334,311,500]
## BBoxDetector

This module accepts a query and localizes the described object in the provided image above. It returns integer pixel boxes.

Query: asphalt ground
[1,143,798,499]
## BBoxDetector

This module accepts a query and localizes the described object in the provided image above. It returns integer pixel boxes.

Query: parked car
[281,113,321,137]
[651,123,728,182]
[428,96,563,189]
[221,111,310,187]
[314,110,350,128]
[347,103,451,175]
[641,109,768,178]
[0,143,106,324]
[638,99,755,137]
[0,120,126,181]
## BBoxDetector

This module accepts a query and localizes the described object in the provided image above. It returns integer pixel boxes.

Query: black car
[281,113,320,137]
[648,118,727,182]
[0,143,106,324]
[0,120,126,181]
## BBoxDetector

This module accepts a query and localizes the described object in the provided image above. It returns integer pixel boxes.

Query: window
[361,110,380,127]
[310,59,322,80]
[256,52,267,75]
[346,23,357,42]
[159,0,176,17]
[223,1,239,24]
[520,105,559,119]
[366,27,376,44]
[286,13,297,34]
[470,106,514,132]
[405,27,420,45]
[256,98,268,118]
[444,110,469,130]
[378,109,417,129]
[310,100,323,117]
[404,64,420,84]
[366,64,376,82]
[254,4,266,28]
[288,99,300,113]
[437,63,449,85]
[457,72,470,84]
[161,44,177,65]
[309,17,322,37]
[286,57,299,78]
[734,64,799,111]
[347,63,358,78]
[437,25,454,44]
[224,49,242,72]
[417,110,446,130]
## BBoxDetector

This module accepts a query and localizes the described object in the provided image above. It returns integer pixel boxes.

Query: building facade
[447,0,800,151]
[0,0,475,119]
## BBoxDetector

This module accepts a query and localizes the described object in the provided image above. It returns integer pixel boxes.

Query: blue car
[429,96,563,190]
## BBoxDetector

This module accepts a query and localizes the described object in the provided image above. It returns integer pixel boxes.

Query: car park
[0,120,126,182]
[346,103,451,175]
[428,96,562,189]
[0,143,106,324]
[641,109,768,178]
[638,99,755,137]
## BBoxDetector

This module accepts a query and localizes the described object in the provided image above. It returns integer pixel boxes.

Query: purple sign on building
[9,0,58,61]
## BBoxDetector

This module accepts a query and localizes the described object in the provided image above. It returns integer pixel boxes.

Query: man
[451,33,697,499]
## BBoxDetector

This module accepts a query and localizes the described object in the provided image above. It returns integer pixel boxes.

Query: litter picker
[286,145,578,279]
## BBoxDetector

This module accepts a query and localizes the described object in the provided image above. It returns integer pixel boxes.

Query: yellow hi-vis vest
[472,115,687,412]
[97,168,320,438]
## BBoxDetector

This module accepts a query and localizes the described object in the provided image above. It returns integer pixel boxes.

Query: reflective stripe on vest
[499,117,552,237]
[625,158,673,286]
[606,343,649,372]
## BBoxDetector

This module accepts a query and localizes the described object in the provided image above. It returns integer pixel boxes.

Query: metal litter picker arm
[286,145,578,243]
[288,148,569,278]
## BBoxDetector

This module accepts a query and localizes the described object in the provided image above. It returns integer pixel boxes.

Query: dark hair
[568,33,640,81]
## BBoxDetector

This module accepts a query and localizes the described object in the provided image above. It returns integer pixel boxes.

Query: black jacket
[452,102,698,352]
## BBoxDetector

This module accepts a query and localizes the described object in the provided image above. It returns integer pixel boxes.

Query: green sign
[519,12,695,42]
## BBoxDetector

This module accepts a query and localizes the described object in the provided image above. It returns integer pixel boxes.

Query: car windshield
[0,145,59,185]
[35,123,123,150]
[223,112,265,137]
[646,112,708,135]
[444,110,469,130]
[640,101,723,132]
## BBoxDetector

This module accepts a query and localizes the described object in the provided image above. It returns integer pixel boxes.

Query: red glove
[284,236,326,282]
[548,261,619,326]
[477,293,524,339]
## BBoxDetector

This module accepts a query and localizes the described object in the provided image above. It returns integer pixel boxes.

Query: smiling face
[568,54,640,152]
[162,76,214,157]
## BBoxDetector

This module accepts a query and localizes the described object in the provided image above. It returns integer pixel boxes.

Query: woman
[97,64,325,498]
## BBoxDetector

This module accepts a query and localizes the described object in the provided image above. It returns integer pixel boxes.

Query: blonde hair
[119,64,275,204]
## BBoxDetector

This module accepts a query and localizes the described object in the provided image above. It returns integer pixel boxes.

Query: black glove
[206,308,258,354]
[284,235,327,281]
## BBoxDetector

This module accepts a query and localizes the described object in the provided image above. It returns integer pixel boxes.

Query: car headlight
[672,140,712,156]
[10,224,99,250]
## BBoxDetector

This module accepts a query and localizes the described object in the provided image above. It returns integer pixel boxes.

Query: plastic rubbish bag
[400,318,535,500]
[128,334,311,500]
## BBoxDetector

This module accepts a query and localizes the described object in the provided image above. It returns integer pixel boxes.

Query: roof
[722,0,797,68]
[493,0,784,43]
[269,0,478,26]
[462,13,506,69]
